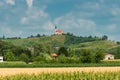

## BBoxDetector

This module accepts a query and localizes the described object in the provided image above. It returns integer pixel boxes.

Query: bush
[4,51,15,61]
[19,53,29,64]
[79,49,92,63]
[92,50,104,63]
[58,47,69,57]
[33,53,52,63]
[57,54,79,63]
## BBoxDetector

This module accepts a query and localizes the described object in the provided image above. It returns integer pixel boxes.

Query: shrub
[33,53,52,63]
[92,49,104,63]
[58,47,69,57]
[79,49,92,63]
[4,51,15,61]
[19,53,29,64]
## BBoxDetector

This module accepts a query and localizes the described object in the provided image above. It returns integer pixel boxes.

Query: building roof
[104,53,114,56]
[56,29,63,33]
[50,53,58,57]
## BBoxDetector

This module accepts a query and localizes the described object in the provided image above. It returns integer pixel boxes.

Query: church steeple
[55,25,57,34]
[55,25,57,29]
[54,25,63,35]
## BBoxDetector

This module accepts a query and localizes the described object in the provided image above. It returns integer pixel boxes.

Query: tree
[36,34,41,37]
[102,35,108,40]
[58,47,69,57]
[4,51,15,61]
[79,49,92,63]
[2,35,5,39]
[117,41,120,45]
[33,43,46,56]
[33,53,52,62]
[68,48,76,57]
[92,50,104,63]
[19,53,29,64]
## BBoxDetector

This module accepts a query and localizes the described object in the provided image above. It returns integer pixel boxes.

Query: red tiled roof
[56,30,63,33]
[50,53,58,57]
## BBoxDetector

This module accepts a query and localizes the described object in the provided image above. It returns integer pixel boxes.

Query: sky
[0,0,120,41]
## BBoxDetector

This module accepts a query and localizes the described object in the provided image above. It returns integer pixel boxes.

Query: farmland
[0,67,120,80]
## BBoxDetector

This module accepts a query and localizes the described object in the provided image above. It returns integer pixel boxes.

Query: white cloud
[108,35,120,41]
[107,24,117,31]
[26,0,33,8]
[20,7,49,25]
[21,17,28,24]
[26,9,48,18]
[99,0,104,3]
[54,14,96,32]
[6,0,15,5]
[0,1,4,6]
[0,27,23,37]
[111,8,120,16]
[82,2,100,10]
[42,21,54,30]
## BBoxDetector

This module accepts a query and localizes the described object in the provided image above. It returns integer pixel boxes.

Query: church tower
[54,25,63,35]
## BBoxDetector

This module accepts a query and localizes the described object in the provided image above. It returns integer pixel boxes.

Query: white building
[0,56,3,62]
[104,53,114,60]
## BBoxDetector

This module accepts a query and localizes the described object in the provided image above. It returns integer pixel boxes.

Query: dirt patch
[0,67,120,76]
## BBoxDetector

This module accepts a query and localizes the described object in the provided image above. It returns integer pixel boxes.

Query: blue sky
[0,0,120,41]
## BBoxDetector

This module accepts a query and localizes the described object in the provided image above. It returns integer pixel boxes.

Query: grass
[1,71,120,80]
[4,35,118,50]
[74,40,118,50]
[1,61,120,68]
[3,35,66,47]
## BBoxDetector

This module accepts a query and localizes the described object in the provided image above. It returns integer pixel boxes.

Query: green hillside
[3,35,65,47]
[73,40,118,50]
[3,34,118,50]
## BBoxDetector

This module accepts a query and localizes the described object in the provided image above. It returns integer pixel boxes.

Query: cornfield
[0,71,120,80]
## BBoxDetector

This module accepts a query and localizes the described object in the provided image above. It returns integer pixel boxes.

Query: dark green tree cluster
[64,33,103,45]
[109,47,120,59]
[79,49,104,63]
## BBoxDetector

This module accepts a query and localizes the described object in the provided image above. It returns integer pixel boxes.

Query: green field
[1,71,120,80]
[1,61,120,68]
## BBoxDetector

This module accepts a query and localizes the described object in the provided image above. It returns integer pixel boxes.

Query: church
[54,26,64,35]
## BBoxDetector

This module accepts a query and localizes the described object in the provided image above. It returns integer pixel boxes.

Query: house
[104,53,114,60]
[50,53,58,58]
[0,56,3,62]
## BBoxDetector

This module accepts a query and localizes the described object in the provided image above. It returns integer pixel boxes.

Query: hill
[3,34,118,50]
[1,34,120,62]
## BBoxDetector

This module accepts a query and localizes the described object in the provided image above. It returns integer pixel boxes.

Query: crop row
[0,71,120,80]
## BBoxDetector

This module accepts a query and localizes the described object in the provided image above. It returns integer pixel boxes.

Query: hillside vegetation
[4,35,66,47]
[0,34,120,64]
[3,34,118,50]
[73,40,117,50]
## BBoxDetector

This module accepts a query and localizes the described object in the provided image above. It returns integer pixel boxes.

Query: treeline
[0,36,21,39]
[64,32,108,45]
[27,34,46,38]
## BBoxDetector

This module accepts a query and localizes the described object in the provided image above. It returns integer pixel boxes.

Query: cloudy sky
[0,0,120,41]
